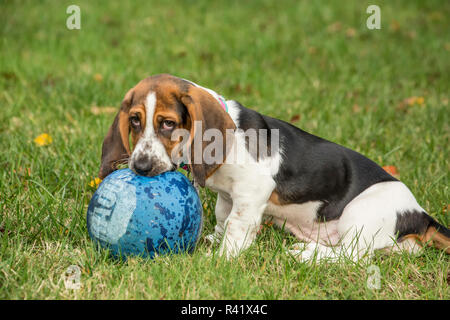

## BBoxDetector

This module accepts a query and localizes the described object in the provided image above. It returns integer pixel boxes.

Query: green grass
[0,0,449,299]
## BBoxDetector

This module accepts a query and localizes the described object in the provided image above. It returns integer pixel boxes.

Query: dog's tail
[397,210,450,254]
[421,215,450,253]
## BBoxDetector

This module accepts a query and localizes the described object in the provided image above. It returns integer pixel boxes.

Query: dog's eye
[162,120,176,130]
[130,116,141,128]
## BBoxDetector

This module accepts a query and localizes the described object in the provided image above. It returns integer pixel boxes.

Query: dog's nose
[133,157,152,176]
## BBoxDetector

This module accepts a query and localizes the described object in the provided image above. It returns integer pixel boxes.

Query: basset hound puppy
[99,74,450,261]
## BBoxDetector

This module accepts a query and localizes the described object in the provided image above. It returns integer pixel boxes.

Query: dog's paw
[287,243,318,262]
[289,242,344,263]
[204,247,213,257]
[204,233,221,244]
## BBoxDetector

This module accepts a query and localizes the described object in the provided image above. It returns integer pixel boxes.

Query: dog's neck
[182,78,228,112]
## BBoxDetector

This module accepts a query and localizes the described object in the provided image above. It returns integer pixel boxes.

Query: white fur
[204,100,283,257]
[288,181,425,262]
[205,95,425,261]
[143,92,157,136]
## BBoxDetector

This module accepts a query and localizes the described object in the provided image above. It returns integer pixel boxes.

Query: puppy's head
[98,74,235,187]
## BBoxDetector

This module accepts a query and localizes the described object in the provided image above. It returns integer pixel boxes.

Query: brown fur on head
[98,88,133,180]
[98,74,236,187]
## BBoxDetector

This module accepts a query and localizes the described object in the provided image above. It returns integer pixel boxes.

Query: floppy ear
[180,87,236,187]
[98,90,133,179]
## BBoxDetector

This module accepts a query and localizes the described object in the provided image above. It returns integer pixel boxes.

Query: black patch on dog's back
[269,119,396,221]
[233,102,274,159]
[232,102,397,222]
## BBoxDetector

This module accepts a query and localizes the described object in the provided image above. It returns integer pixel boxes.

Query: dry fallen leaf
[346,28,357,38]
[327,22,342,33]
[93,73,103,82]
[290,114,301,123]
[441,204,449,215]
[390,20,400,32]
[13,167,31,176]
[90,106,117,115]
[406,96,422,106]
[397,96,425,112]
[407,31,417,40]
[308,46,318,55]
[382,165,400,179]
[352,104,361,113]
[34,133,52,146]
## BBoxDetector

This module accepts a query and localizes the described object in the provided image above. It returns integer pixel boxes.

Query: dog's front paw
[204,233,221,244]
[218,243,238,260]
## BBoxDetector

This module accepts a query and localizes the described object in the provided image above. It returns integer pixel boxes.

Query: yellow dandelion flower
[89,177,102,188]
[416,97,424,105]
[34,133,53,146]
[405,96,425,107]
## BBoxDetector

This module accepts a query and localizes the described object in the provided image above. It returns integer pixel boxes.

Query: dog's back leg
[291,181,445,263]
[336,180,445,260]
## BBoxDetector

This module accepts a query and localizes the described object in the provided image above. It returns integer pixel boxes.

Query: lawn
[0,0,449,299]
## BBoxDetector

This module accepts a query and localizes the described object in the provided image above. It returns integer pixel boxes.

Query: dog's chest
[205,161,276,198]
[205,124,280,196]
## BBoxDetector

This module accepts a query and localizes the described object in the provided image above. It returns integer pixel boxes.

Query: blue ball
[87,168,203,259]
